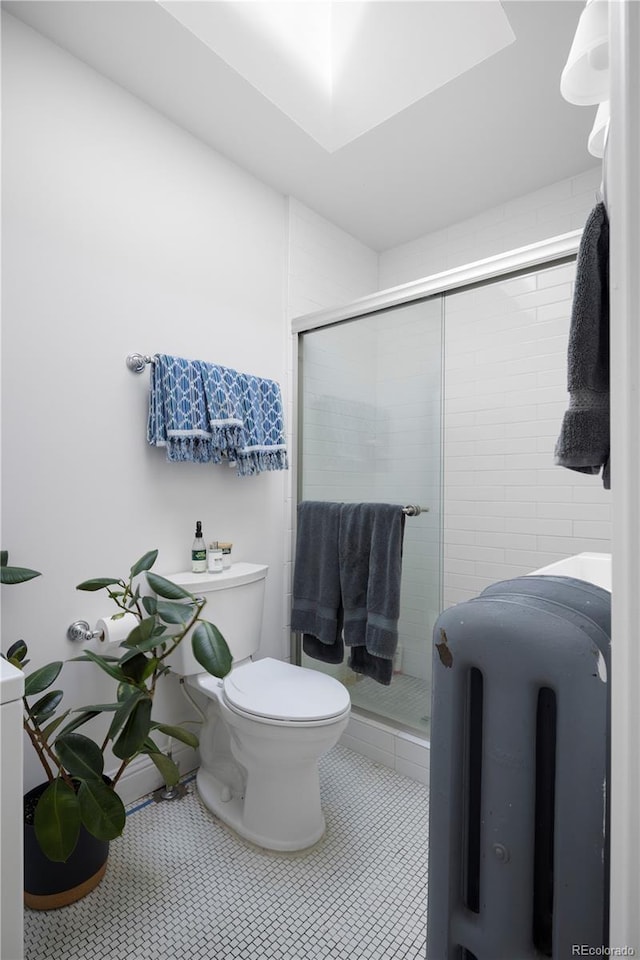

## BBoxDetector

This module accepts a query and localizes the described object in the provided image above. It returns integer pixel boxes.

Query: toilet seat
[221,657,350,723]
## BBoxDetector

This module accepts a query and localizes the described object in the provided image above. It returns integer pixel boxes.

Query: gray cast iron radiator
[427,575,610,960]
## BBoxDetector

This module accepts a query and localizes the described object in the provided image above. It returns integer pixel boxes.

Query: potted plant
[1,548,232,909]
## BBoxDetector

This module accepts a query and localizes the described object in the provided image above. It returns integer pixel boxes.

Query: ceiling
[3,0,597,252]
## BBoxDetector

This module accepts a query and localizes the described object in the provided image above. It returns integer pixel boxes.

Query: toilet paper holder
[67,620,103,643]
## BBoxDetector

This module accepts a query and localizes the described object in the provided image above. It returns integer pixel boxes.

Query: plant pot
[23,782,109,910]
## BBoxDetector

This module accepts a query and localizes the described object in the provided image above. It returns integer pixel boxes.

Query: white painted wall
[1,13,289,794]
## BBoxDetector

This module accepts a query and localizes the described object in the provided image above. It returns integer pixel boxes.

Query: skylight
[159,1,515,153]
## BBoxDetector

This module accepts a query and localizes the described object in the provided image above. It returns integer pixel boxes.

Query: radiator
[427,575,610,960]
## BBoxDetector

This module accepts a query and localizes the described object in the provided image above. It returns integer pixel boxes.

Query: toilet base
[196,767,326,852]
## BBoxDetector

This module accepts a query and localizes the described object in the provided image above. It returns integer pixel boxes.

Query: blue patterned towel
[236,373,288,477]
[147,354,287,474]
[147,354,212,463]
[199,362,246,462]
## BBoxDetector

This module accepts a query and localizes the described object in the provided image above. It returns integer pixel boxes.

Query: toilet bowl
[163,565,350,851]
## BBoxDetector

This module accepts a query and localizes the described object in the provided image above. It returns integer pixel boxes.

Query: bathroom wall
[378,167,603,288]
[286,197,379,319]
[378,167,611,608]
[1,13,289,796]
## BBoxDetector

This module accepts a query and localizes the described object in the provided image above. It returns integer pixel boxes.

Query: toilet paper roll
[96,612,139,646]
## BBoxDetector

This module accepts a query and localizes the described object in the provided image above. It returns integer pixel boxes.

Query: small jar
[218,542,233,569]
[208,542,223,573]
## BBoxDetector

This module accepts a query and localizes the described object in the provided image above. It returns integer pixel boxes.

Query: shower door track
[291,229,581,334]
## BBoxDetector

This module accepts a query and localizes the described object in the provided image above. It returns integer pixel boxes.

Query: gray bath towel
[554,202,610,488]
[339,503,406,686]
[291,501,344,664]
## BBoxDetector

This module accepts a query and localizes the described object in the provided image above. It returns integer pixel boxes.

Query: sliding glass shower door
[298,297,443,735]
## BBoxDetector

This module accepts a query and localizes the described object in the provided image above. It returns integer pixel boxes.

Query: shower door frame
[290,228,582,690]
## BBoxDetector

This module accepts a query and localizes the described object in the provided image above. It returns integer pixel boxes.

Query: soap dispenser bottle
[192,521,207,573]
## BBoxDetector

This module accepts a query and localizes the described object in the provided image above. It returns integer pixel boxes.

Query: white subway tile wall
[443,261,611,608]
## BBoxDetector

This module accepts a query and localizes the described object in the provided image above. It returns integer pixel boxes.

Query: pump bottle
[192,521,207,573]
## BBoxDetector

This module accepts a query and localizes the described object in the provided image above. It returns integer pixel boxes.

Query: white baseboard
[109,744,200,806]
[340,711,430,786]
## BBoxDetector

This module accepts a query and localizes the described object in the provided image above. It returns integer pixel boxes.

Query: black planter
[24,782,109,910]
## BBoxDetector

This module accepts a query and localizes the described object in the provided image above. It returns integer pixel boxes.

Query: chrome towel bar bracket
[403,504,427,516]
[126,353,154,373]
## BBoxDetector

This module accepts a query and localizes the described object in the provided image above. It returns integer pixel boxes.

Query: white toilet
[164,563,351,851]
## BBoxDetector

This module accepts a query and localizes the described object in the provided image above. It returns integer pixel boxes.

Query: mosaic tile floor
[24,745,428,960]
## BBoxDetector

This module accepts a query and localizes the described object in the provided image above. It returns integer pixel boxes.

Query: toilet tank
[160,563,268,676]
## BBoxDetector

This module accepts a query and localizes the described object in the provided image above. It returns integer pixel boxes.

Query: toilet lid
[223,658,350,722]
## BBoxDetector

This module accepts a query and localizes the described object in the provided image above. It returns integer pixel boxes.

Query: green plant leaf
[30,689,64,723]
[192,621,232,679]
[146,572,193,601]
[146,751,180,786]
[140,657,159,682]
[24,661,63,697]
[71,649,128,683]
[0,565,41,584]
[108,689,146,741]
[120,651,152,684]
[6,639,27,662]
[117,681,139,702]
[57,710,100,737]
[40,710,71,743]
[141,596,157,616]
[112,697,152,760]
[156,600,195,625]
[121,617,155,650]
[0,550,6,566]
[70,702,120,713]
[78,779,126,842]
[76,577,122,592]
[152,723,199,749]
[34,779,81,862]
[130,550,158,578]
[55,732,105,780]
[122,630,166,655]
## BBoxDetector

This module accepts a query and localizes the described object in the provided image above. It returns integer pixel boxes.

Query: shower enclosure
[293,231,582,740]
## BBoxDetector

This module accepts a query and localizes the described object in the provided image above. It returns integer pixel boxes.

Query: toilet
[164,563,351,851]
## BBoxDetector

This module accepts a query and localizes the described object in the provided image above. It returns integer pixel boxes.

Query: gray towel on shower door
[554,202,610,488]
[291,501,344,664]
[339,503,406,686]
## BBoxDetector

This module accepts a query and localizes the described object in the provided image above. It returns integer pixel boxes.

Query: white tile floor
[24,745,428,960]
